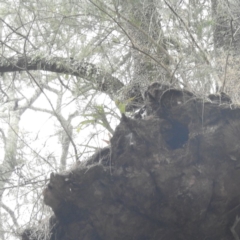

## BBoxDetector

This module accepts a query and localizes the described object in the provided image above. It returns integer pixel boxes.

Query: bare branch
[20,88,42,114]
[28,106,53,114]
[164,0,221,86]
[164,0,210,64]
[0,17,36,50]
[0,55,124,98]
[26,71,79,162]
[88,0,176,80]
[0,129,6,145]
[89,0,173,63]
[1,203,19,228]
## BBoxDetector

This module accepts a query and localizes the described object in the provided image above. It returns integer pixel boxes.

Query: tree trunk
[212,0,240,55]
[0,106,20,240]
[212,0,240,99]
[21,83,240,240]
[118,0,172,109]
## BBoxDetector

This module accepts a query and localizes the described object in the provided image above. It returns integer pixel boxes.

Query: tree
[22,84,240,240]
[0,0,239,239]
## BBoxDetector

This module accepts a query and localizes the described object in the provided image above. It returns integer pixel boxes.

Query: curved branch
[0,129,6,145]
[1,203,19,228]
[0,55,124,98]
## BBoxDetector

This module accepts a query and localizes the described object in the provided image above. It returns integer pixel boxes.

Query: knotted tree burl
[22,83,240,240]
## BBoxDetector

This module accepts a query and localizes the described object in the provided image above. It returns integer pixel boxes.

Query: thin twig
[222,38,233,92]
[26,71,79,162]
[164,0,210,65]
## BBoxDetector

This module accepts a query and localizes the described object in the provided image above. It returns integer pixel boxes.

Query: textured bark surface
[0,56,123,98]
[22,83,240,240]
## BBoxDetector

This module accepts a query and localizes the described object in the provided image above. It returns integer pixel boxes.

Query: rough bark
[22,83,240,240]
[0,56,123,98]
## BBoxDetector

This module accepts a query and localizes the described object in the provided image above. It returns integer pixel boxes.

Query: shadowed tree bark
[21,83,240,240]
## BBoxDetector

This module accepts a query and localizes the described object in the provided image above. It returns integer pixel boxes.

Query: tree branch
[0,129,6,145]
[0,55,124,98]
[1,203,19,228]
[164,0,210,65]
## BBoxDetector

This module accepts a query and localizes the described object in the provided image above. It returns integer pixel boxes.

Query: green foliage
[77,104,115,134]
[115,97,135,114]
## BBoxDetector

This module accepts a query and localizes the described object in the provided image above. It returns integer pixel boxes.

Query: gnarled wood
[22,83,240,240]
